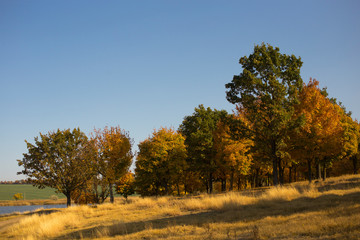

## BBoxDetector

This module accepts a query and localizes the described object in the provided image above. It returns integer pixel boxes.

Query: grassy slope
[2,174,360,239]
[0,184,64,201]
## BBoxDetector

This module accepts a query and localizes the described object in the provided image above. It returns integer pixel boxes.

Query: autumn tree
[338,107,359,175]
[135,127,187,196]
[92,126,133,203]
[213,118,253,191]
[179,105,228,193]
[230,105,272,188]
[225,43,303,185]
[18,128,92,206]
[116,171,135,201]
[290,79,343,182]
[13,193,23,201]
[71,178,100,205]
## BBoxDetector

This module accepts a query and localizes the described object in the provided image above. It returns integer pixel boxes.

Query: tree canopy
[91,126,133,203]
[135,127,187,196]
[179,105,228,193]
[225,43,303,185]
[18,128,92,206]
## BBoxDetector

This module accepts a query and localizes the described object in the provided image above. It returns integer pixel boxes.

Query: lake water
[0,204,67,215]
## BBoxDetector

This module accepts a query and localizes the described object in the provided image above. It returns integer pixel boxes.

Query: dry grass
[0,198,66,206]
[2,174,360,239]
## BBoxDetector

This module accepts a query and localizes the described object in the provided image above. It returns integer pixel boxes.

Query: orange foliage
[291,79,343,180]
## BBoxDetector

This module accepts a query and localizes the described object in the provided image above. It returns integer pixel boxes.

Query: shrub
[13,193,24,201]
[50,195,59,201]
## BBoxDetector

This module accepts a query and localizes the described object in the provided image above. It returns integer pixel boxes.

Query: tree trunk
[316,161,321,180]
[109,182,114,203]
[322,166,327,181]
[294,166,297,182]
[237,175,242,190]
[307,159,312,183]
[229,170,234,191]
[278,159,284,185]
[209,172,213,194]
[289,166,292,183]
[352,156,358,174]
[272,137,279,186]
[273,158,279,186]
[256,168,261,187]
[221,178,227,192]
[252,172,256,188]
[66,192,71,207]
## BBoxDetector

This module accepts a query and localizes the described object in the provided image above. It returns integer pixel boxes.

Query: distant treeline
[0,180,29,184]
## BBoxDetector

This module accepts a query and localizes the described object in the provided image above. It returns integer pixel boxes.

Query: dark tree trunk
[229,170,234,191]
[352,156,358,174]
[164,182,169,195]
[307,159,312,183]
[252,172,256,188]
[289,166,292,183]
[294,166,297,182]
[271,139,280,186]
[237,175,241,191]
[66,192,71,207]
[109,182,114,203]
[256,168,260,187]
[273,158,279,186]
[221,178,227,192]
[278,159,284,185]
[209,172,213,194]
[322,166,327,181]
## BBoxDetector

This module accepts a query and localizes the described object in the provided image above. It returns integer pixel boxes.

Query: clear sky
[1,0,359,181]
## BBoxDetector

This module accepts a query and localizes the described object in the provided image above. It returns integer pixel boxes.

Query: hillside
[1,174,360,239]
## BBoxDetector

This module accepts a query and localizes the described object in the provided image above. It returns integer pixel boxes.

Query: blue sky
[1,1,359,180]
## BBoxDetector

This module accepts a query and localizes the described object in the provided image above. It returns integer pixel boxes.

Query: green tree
[135,127,187,196]
[18,128,91,206]
[92,126,133,203]
[179,105,228,193]
[225,43,303,185]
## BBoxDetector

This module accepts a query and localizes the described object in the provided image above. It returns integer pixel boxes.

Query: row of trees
[134,43,359,195]
[18,43,359,202]
[18,127,133,206]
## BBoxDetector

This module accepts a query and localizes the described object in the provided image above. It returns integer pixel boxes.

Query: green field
[0,184,124,201]
[0,184,65,200]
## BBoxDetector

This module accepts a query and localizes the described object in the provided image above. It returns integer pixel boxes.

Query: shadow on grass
[52,191,360,239]
[23,209,60,216]
[317,177,360,192]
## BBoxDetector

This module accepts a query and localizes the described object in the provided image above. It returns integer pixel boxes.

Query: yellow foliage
[292,78,343,163]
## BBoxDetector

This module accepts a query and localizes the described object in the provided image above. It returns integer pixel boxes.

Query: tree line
[18,43,360,204]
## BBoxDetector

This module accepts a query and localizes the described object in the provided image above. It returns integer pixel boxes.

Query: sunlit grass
[2,174,360,239]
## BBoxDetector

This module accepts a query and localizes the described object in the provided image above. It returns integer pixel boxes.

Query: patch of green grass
[0,184,64,200]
